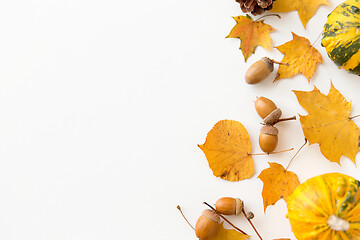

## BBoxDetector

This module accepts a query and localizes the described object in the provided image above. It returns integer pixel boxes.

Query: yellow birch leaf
[271,0,330,28]
[209,222,250,240]
[275,32,323,83]
[258,162,300,212]
[293,82,360,165]
[198,120,254,181]
[227,15,274,62]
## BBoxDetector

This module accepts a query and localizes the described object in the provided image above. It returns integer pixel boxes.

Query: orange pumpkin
[287,173,360,239]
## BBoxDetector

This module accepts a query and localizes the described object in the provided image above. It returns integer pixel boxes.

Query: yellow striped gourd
[287,173,360,239]
[322,0,360,75]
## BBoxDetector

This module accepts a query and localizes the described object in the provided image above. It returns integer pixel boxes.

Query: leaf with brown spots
[258,162,300,212]
[227,15,274,62]
[198,120,254,181]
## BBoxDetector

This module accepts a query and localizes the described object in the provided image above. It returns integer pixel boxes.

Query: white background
[0,0,358,239]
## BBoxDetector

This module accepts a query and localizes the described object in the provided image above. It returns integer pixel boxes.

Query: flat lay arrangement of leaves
[178,0,360,239]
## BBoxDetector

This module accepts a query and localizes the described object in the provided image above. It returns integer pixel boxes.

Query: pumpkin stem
[177,205,195,230]
[327,215,350,231]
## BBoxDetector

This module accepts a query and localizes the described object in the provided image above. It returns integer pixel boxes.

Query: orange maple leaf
[275,32,323,83]
[198,120,254,181]
[293,82,360,165]
[209,222,250,240]
[258,162,300,212]
[227,15,274,62]
[271,0,330,28]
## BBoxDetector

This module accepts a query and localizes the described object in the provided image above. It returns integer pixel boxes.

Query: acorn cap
[202,209,220,223]
[260,57,274,72]
[246,211,254,219]
[261,125,279,135]
[263,108,282,125]
[235,198,244,215]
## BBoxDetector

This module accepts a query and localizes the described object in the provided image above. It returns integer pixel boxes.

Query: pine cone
[236,0,273,16]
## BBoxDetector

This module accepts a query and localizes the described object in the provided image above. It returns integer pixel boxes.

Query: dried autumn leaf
[198,120,254,181]
[209,222,250,240]
[227,15,274,62]
[275,32,323,83]
[271,0,330,28]
[258,162,300,212]
[293,82,360,165]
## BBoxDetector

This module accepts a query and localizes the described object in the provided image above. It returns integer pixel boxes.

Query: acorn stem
[276,116,297,123]
[241,208,263,240]
[271,59,289,66]
[255,14,281,21]
[250,147,294,156]
[285,139,308,171]
[203,202,248,235]
[177,205,195,230]
[260,116,296,125]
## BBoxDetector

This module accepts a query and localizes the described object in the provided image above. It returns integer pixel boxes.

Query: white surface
[0,0,358,239]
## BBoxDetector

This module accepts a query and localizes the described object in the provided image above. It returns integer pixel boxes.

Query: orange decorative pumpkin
[287,173,360,239]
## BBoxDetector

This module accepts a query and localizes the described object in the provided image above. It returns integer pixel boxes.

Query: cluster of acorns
[195,197,247,239]
[255,96,283,153]
[244,57,294,152]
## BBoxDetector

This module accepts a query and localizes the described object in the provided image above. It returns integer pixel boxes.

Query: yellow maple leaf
[271,0,330,28]
[275,32,323,83]
[293,82,360,165]
[258,162,300,212]
[198,120,254,181]
[227,15,274,62]
[209,222,250,240]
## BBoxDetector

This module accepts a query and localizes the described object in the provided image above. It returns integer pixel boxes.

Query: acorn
[215,197,243,215]
[195,209,220,240]
[245,57,274,84]
[245,57,288,84]
[259,125,278,153]
[255,96,282,125]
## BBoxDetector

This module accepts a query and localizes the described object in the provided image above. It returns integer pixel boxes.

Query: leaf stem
[203,202,248,236]
[177,205,195,230]
[311,32,323,47]
[250,148,294,156]
[255,14,281,21]
[285,139,308,171]
[242,208,263,240]
[350,114,360,120]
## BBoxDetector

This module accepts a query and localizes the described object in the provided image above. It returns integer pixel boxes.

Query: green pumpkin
[322,0,360,75]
